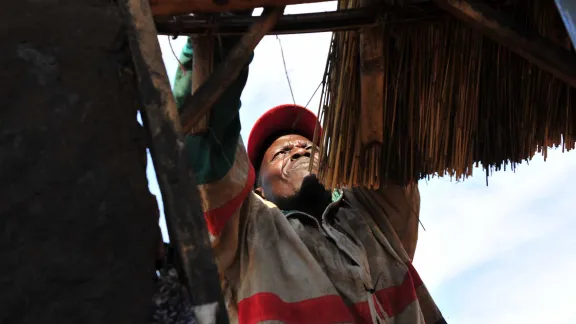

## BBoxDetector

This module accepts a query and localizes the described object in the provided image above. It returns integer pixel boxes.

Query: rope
[167,36,186,74]
[305,80,323,109]
[275,35,297,105]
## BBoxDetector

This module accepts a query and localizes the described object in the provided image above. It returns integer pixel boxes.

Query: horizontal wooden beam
[156,8,375,35]
[434,0,576,89]
[180,6,285,134]
[150,0,328,16]
[155,5,442,35]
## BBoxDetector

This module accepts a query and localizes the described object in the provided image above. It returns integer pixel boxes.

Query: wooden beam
[151,0,326,16]
[434,0,576,89]
[358,0,385,190]
[180,6,285,134]
[359,3,385,150]
[157,8,376,35]
[118,0,229,323]
[190,34,214,133]
[155,5,442,35]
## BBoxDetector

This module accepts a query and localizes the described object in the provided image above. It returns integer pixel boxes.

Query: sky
[148,2,576,323]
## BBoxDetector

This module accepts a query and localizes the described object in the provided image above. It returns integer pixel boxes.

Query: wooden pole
[358,0,385,190]
[118,0,229,323]
[190,32,215,133]
[434,0,576,89]
[359,3,385,148]
[151,0,325,16]
[180,6,285,134]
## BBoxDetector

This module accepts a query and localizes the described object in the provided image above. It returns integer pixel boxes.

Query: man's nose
[290,146,310,160]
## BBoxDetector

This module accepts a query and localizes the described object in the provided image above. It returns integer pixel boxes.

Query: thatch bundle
[314,0,576,189]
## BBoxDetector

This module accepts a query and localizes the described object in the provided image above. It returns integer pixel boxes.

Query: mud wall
[0,1,158,323]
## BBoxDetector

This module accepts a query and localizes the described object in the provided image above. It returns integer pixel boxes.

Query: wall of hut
[0,1,158,322]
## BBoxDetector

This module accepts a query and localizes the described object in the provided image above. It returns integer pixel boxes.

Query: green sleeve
[173,37,253,185]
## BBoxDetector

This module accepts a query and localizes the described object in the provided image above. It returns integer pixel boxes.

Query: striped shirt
[169,37,446,324]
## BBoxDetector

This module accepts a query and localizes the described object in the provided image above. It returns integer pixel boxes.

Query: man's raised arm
[351,182,420,260]
[173,35,255,268]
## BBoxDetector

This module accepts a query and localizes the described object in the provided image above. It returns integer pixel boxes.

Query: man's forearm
[172,35,252,185]
[171,24,255,239]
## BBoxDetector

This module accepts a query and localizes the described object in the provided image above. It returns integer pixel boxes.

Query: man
[154,25,446,323]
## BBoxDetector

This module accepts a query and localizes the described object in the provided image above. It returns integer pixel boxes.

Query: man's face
[258,134,319,202]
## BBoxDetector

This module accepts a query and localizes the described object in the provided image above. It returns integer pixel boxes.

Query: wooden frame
[132,0,576,320]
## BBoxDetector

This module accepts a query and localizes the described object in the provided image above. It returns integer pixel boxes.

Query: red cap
[247,104,322,169]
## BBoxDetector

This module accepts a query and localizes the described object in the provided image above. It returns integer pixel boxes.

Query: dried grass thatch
[314,0,576,189]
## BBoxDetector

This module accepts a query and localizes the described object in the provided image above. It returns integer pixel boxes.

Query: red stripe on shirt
[407,261,424,287]
[203,164,255,236]
[238,263,421,324]
[372,264,421,318]
[238,292,356,324]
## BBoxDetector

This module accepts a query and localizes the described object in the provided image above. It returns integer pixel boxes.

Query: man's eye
[272,150,286,160]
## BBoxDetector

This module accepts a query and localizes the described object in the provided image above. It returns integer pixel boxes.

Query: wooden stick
[118,0,229,323]
[190,34,214,133]
[151,0,324,16]
[434,0,576,89]
[180,6,285,134]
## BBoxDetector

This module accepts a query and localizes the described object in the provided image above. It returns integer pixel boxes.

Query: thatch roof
[315,0,576,189]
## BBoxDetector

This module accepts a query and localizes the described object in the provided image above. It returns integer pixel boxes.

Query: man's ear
[254,187,265,199]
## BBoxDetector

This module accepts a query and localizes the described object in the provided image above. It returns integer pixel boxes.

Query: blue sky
[149,3,576,323]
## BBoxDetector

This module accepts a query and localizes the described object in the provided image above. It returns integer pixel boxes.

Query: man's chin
[298,174,328,196]
[286,166,311,182]
[302,173,320,183]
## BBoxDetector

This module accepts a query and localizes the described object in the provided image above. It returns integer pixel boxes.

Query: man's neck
[278,182,333,219]
[289,190,332,219]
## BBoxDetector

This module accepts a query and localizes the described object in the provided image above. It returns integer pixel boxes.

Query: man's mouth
[283,156,320,176]
[289,158,310,171]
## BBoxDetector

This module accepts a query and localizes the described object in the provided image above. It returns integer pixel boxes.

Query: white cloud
[415,149,576,323]
[452,232,576,324]
[153,4,576,323]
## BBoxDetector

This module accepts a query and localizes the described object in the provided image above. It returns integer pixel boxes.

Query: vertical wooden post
[190,26,215,134]
[359,0,385,189]
[118,0,229,323]
[359,6,385,149]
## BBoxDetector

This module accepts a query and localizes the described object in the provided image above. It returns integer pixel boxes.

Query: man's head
[258,133,320,205]
[247,105,325,210]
